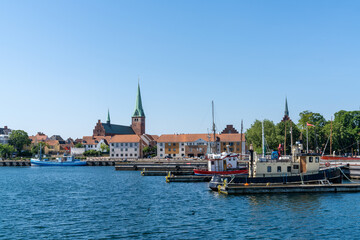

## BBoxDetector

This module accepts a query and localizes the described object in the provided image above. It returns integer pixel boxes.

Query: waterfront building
[109,135,141,159]
[156,130,246,158]
[29,132,48,144]
[0,126,12,144]
[81,136,111,152]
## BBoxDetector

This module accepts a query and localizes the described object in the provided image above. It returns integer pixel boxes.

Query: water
[0,167,359,239]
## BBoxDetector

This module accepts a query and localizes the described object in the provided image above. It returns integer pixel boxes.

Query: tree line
[246,110,360,156]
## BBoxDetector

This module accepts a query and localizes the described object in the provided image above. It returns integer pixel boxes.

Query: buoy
[325,162,330,167]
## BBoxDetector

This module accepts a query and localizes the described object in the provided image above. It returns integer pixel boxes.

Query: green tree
[324,110,360,155]
[74,142,84,148]
[298,111,327,152]
[246,119,278,154]
[9,130,31,153]
[83,150,102,156]
[143,145,157,158]
[100,143,109,153]
[0,144,15,159]
[31,142,48,156]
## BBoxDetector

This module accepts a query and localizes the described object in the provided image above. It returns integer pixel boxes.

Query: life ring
[325,162,330,167]
[227,163,232,168]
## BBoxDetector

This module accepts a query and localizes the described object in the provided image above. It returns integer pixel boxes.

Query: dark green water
[0,167,359,239]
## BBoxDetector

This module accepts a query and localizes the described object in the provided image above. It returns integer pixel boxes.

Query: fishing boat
[208,141,344,191]
[31,155,87,166]
[31,144,86,166]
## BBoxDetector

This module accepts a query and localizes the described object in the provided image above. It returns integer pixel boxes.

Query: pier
[165,175,212,183]
[115,159,206,171]
[0,160,31,167]
[218,182,360,195]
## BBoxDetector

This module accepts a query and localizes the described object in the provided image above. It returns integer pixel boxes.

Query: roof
[102,123,135,135]
[109,134,140,143]
[45,140,60,146]
[132,82,145,117]
[157,133,245,143]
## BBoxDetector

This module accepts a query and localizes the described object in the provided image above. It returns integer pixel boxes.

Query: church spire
[285,97,289,117]
[133,81,145,117]
[107,109,111,124]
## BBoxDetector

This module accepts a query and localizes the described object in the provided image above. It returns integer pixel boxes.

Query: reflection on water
[0,167,359,239]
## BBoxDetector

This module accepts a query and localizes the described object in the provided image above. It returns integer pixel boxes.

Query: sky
[1,0,360,139]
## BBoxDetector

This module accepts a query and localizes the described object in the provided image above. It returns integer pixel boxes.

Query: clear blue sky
[1,0,360,139]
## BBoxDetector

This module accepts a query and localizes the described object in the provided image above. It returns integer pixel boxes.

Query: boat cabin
[251,142,320,177]
[207,152,239,171]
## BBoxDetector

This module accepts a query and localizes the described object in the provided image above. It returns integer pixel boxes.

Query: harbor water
[0,167,359,239]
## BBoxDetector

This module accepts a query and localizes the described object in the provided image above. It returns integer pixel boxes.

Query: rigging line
[322,134,331,156]
[338,141,358,152]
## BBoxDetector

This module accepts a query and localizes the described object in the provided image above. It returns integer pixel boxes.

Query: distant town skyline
[1,0,360,139]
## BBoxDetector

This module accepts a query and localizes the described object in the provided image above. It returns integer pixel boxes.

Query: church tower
[131,82,146,135]
[282,97,290,122]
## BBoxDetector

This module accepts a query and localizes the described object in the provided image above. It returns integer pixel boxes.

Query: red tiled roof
[157,133,245,143]
[109,135,140,143]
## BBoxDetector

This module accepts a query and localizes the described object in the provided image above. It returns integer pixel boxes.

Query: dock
[218,182,360,195]
[0,160,31,166]
[165,175,212,183]
[141,170,194,176]
[115,161,206,171]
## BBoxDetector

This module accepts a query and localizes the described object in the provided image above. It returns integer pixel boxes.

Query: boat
[208,141,344,191]
[31,145,86,166]
[31,155,87,166]
[193,101,248,176]
[193,151,248,176]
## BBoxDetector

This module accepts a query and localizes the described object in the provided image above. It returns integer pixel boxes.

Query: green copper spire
[285,97,289,117]
[133,82,145,117]
[107,109,111,124]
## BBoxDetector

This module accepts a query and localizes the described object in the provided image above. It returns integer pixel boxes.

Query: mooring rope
[337,167,360,183]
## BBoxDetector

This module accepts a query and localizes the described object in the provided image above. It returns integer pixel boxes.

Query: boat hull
[209,167,343,191]
[194,169,248,176]
[30,159,87,166]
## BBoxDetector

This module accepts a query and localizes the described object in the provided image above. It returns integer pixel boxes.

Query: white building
[0,126,12,144]
[109,135,141,159]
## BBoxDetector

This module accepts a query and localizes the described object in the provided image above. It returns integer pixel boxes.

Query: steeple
[107,109,111,124]
[133,82,145,117]
[282,97,290,122]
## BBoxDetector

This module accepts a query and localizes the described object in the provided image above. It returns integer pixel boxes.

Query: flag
[306,122,315,127]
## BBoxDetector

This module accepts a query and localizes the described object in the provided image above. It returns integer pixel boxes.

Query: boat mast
[262,120,265,157]
[39,142,42,161]
[212,101,216,154]
[284,120,287,155]
[330,116,333,155]
[240,119,243,160]
[290,125,293,155]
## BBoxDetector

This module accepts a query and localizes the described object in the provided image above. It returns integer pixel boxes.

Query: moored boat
[31,155,86,166]
[209,141,344,191]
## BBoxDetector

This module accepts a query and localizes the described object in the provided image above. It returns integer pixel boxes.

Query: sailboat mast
[284,120,287,155]
[212,101,216,154]
[330,116,333,155]
[262,121,265,157]
[240,119,243,160]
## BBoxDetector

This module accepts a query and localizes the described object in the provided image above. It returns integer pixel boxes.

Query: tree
[324,110,360,155]
[74,142,84,148]
[9,130,31,153]
[83,150,102,156]
[0,144,15,159]
[143,145,157,158]
[298,111,327,152]
[246,119,278,154]
[31,142,48,156]
[100,143,109,153]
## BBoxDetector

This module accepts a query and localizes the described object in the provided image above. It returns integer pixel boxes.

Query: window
[121,143,123,146]
[160,154,163,157]
[173,149,176,151]
[121,154,123,157]
[116,143,119,148]
[173,143,176,146]
[181,154,184,156]
[130,143,133,147]
[173,154,176,157]
[287,166,291,172]
[277,166,281,172]
[111,154,114,157]
[135,154,137,157]
[237,142,240,145]
[315,157,319,163]
[121,148,123,152]
[309,157,313,163]
[181,143,184,146]
[168,148,171,151]
[130,154,132,157]
[267,166,272,172]
[135,148,137,151]
[293,165,299,169]
[160,143,163,147]
[134,143,138,147]
[125,148,128,151]
[181,148,184,151]
[125,143,128,147]
[111,143,114,147]
[112,149,114,152]
[211,161,214,165]
[168,143,171,146]
[116,154,118,157]
[160,148,163,151]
